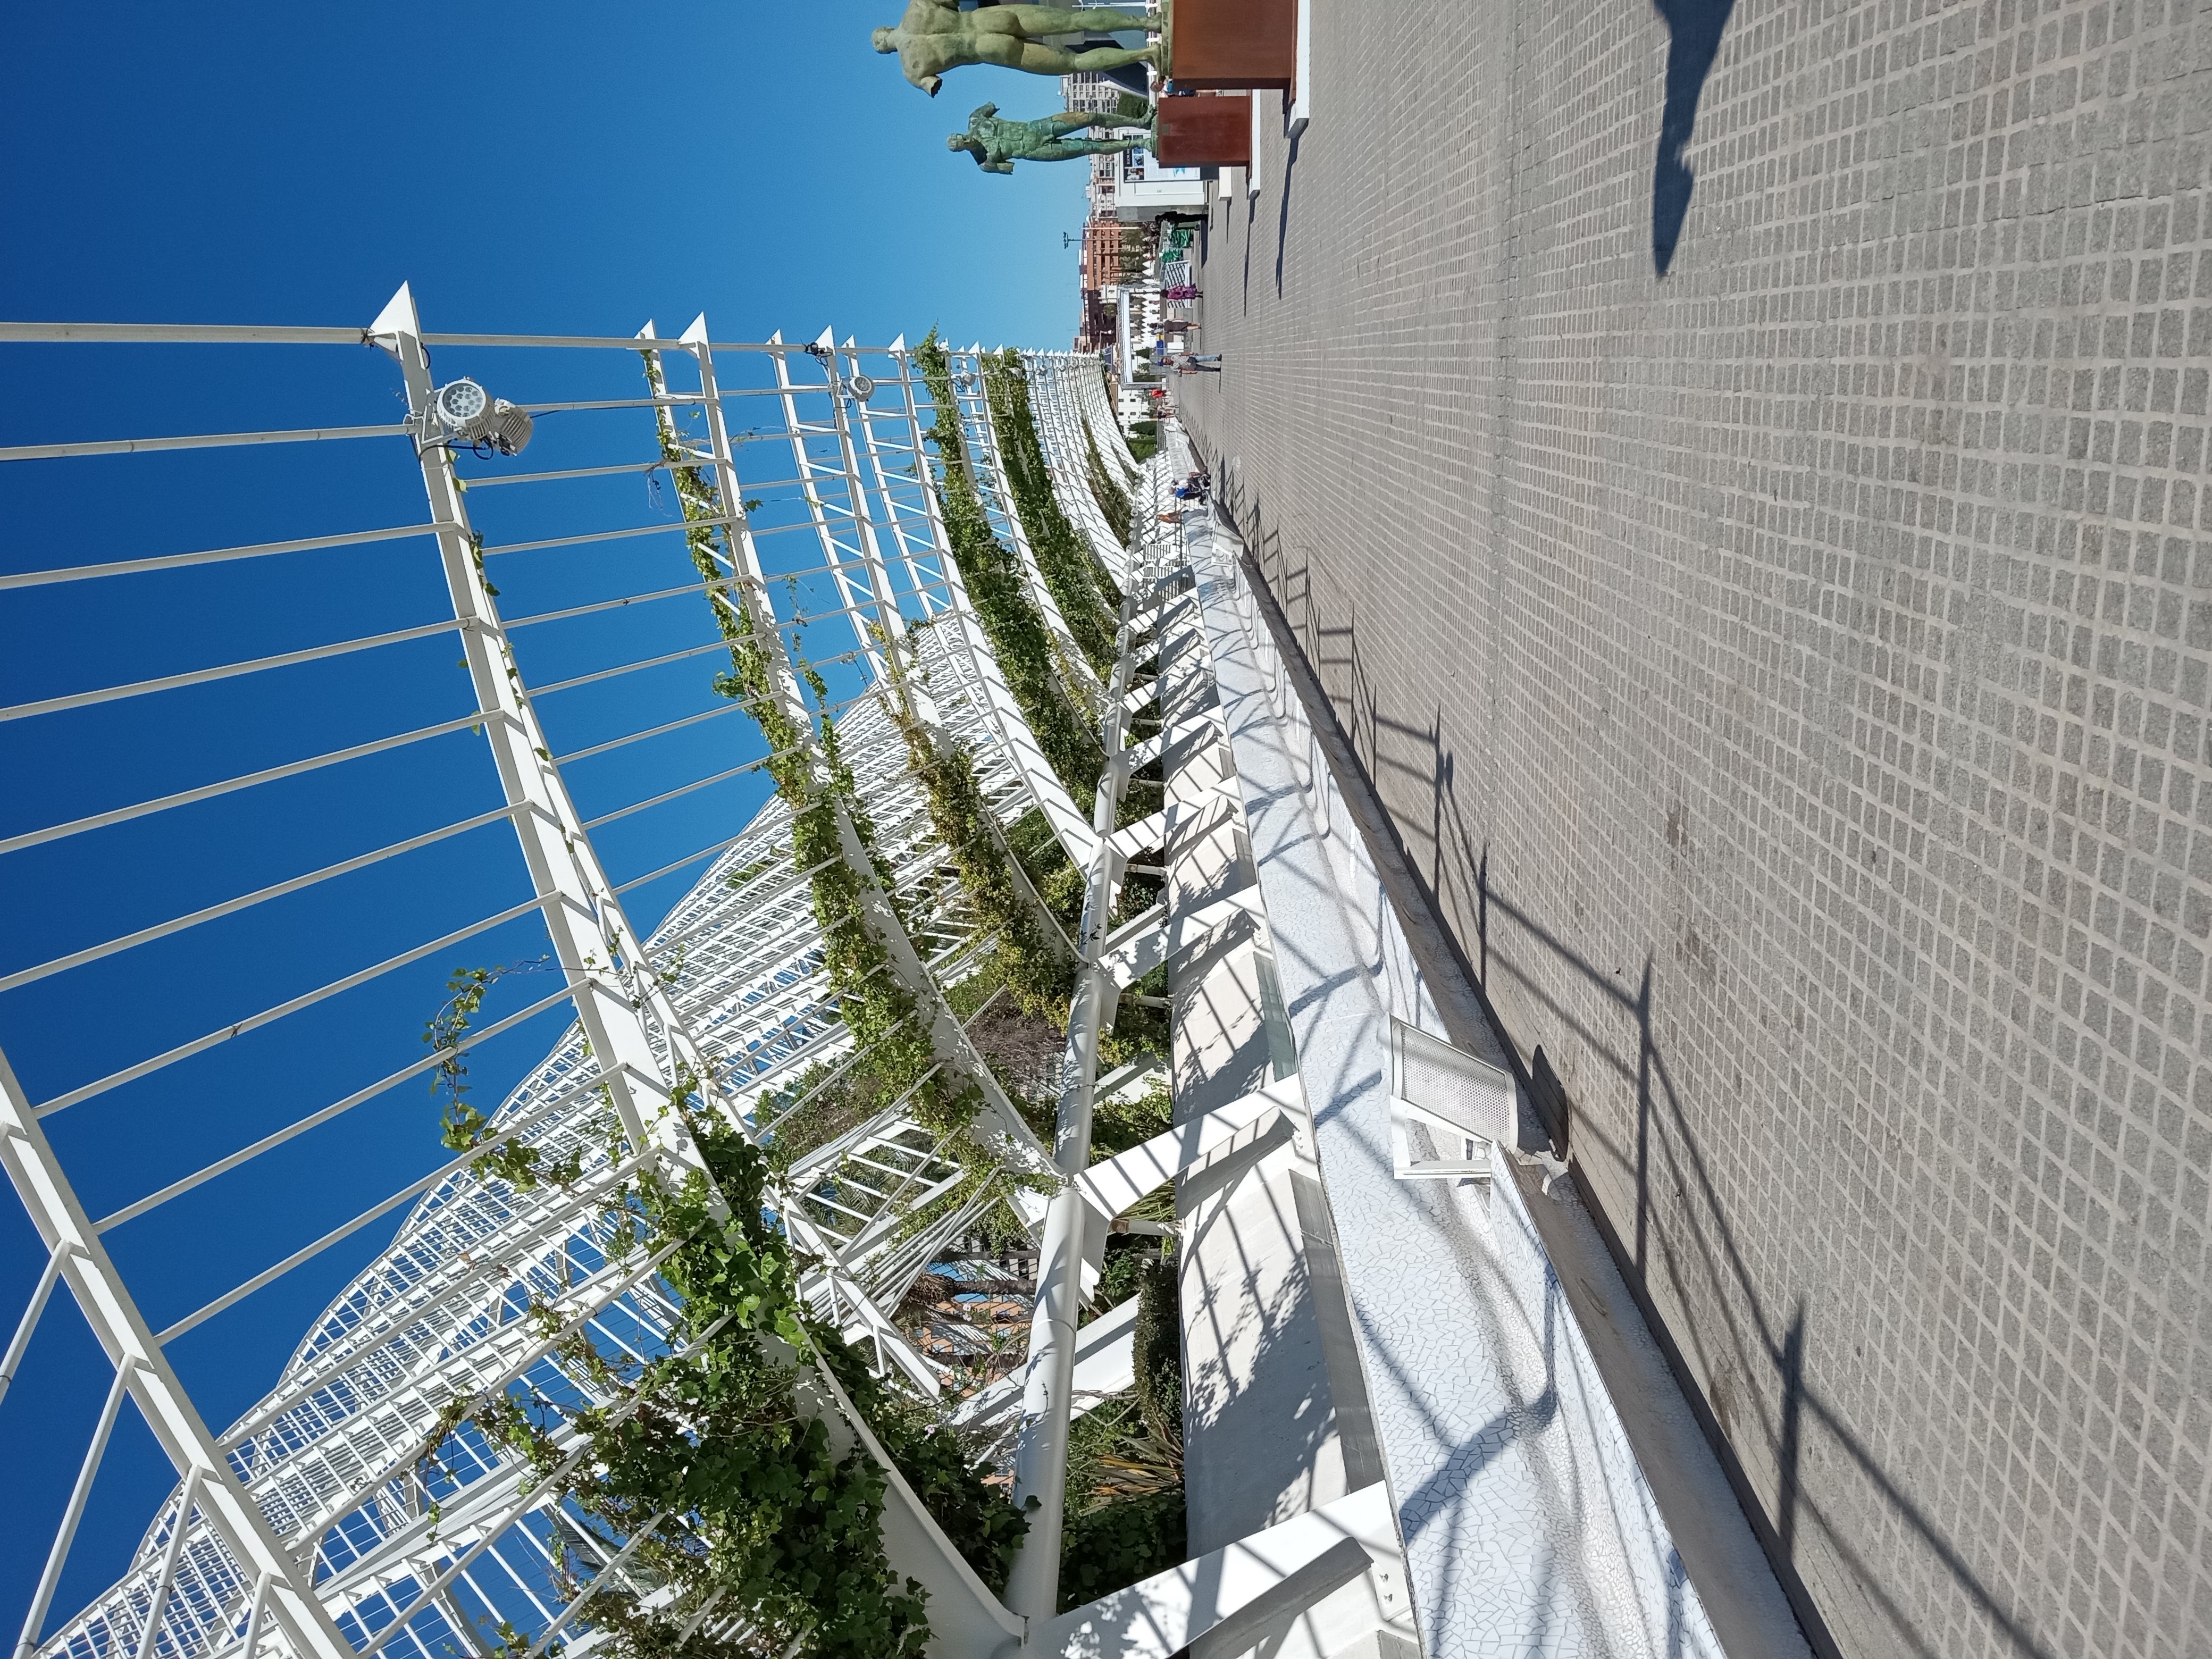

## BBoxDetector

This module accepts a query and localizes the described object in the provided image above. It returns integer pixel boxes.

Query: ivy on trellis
[427,958,593,1192]
[979,350,1124,669]
[638,349,970,1152]
[429,1087,1024,1659]
[409,341,1193,1659]
[1079,416,1135,549]
[914,332,1104,800]
[883,688,1075,1025]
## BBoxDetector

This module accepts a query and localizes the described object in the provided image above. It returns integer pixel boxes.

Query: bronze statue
[872,1,1163,96]
[949,102,1152,172]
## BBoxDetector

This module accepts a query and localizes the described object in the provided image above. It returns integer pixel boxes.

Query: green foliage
[1054,1260,1187,1614]
[818,1335,1029,1595]
[1091,1079,1173,1161]
[1083,1241,1149,1321]
[914,333,1104,800]
[457,1114,930,1658]
[981,349,1121,676]
[428,347,1178,1656]
[996,815,1168,1075]
[1002,808,1081,927]
[435,1094,1026,1658]
[1058,1490,1186,1612]
[1080,418,1135,547]
[1099,962,1169,1074]
[725,856,776,890]
[756,1061,869,1174]
[425,959,581,1192]
[1131,1250,1184,1451]
[882,699,1073,1025]
[639,349,978,1157]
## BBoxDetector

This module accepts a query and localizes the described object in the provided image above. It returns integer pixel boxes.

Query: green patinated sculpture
[872,0,1162,96]
[950,100,1152,172]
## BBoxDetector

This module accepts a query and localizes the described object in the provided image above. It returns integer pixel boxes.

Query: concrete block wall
[1175,0,2212,1652]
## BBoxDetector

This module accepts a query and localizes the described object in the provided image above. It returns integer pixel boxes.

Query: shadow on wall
[1652,0,1737,275]
[1275,124,1303,298]
[1181,446,2064,1659]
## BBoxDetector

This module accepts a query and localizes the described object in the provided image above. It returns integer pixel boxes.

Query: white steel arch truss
[0,300,1170,1659]
[1017,354,1138,590]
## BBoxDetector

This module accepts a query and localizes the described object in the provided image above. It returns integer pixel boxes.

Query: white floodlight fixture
[1388,1017,1514,1183]
[430,376,534,456]
[845,373,877,402]
[433,376,488,430]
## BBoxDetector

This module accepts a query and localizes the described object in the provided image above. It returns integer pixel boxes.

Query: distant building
[1061,71,1124,115]
[1067,72,1179,354]
[1078,217,1145,350]
[1082,220,1133,289]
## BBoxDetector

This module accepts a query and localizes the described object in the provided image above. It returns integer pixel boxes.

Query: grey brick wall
[1176,0,2212,1654]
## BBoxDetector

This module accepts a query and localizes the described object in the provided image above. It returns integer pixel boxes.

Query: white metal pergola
[0,298,1409,1659]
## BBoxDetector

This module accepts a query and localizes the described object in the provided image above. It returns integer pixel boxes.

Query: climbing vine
[980,350,1122,673]
[914,332,1104,800]
[426,1081,1025,1659]
[639,349,975,1153]
[425,959,585,1193]
[883,688,1075,1025]
[1079,417,1135,549]
[408,342,1195,1659]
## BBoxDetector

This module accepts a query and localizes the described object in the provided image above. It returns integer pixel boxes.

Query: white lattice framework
[1019,354,1142,584]
[0,301,1155,1659]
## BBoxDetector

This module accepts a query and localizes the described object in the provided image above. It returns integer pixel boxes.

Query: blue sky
[0,3,1095,1642]
[0,3,1087,347]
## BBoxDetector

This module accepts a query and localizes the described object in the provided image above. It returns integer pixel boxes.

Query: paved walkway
[1175,2,2212,1656]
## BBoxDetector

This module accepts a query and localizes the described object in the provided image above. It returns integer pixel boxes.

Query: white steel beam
[0,806,518,995]
[1035,1481,1413,1659]
[0,1240,64,1410]
[1072,1080,1301,1222]
[818,332,916,662]
[129,1474,203,1659]
[375,281,688,1167]
[1002,471,1153,1621]
[0,425,408,464]
[760,330,889,680]
[0,1048,359,1659]
[0,709,484,858]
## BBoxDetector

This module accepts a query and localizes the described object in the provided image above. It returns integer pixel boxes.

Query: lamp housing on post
[430,377,534,456]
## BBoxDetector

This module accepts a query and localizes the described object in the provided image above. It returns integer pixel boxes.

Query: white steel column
[765,330,890,681]
[1002,523,1153,1623]
[376,285,693,1171]
[0,1049,358,1659]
